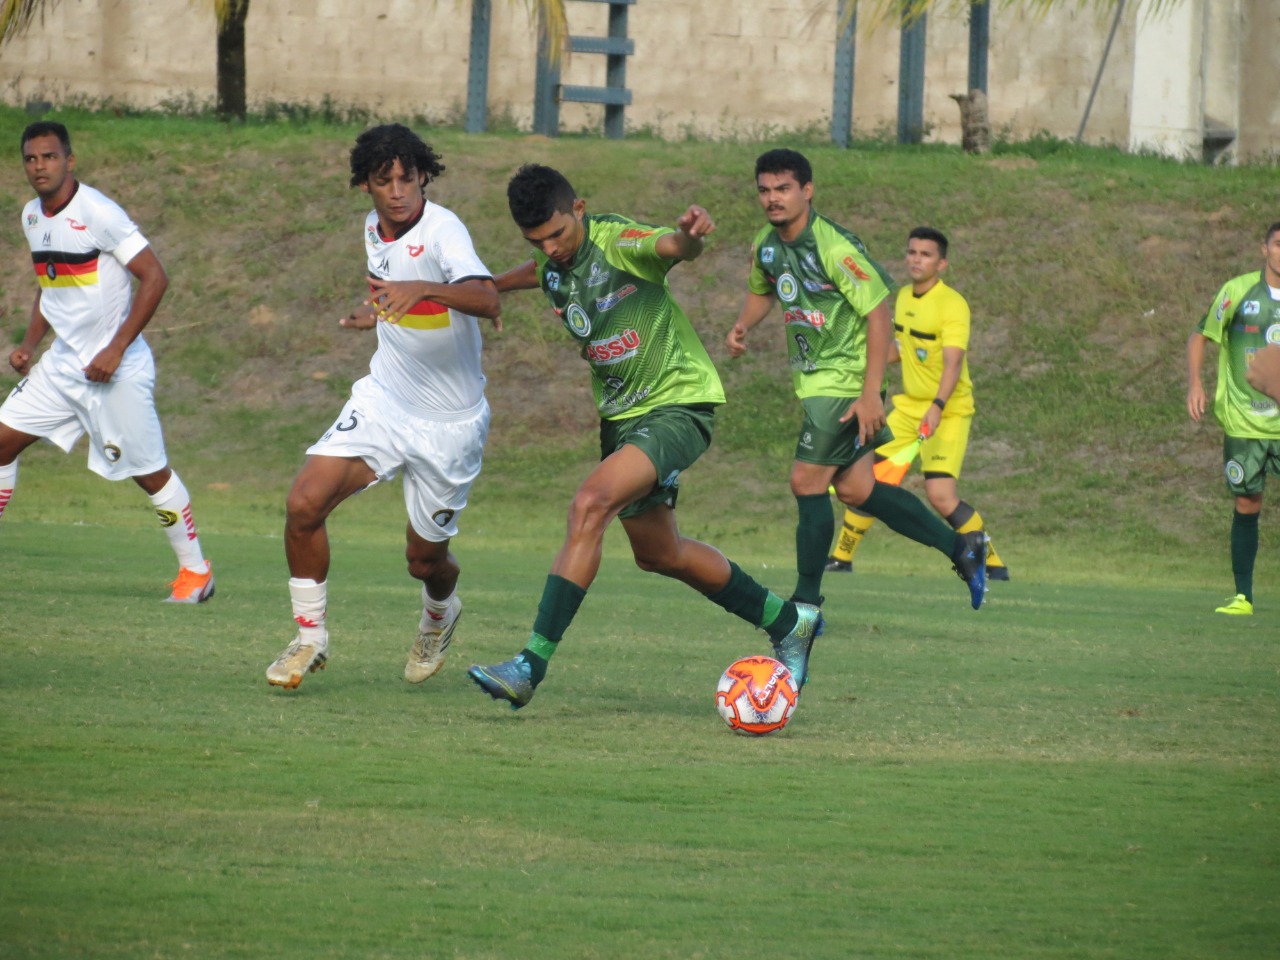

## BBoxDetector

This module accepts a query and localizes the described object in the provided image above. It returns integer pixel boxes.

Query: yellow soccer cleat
[266,635,328,689]
[1214,594,1253,616]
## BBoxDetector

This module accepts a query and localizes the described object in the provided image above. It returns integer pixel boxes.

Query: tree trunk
[216,1,250,121]
[950,89,991,154]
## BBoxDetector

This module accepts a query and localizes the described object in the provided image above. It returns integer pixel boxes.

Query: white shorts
[307,376,490,542]
[0,355,168,481]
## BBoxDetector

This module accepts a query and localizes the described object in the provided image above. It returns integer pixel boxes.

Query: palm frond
[838,0,1186,34]
[0,0,53,45]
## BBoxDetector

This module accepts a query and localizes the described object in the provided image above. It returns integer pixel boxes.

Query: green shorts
[1223,435,1280,496]
[600,404,716,519]
[795,395,893,468]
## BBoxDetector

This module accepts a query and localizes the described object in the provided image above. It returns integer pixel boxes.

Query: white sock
[0,460,16,522]
[420,584,456,628]
[290,577,328,643]
[148,471,208,572]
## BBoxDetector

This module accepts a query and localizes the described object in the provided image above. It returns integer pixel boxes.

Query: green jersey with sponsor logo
[748,212,894,399]
[1198,270,1280,439]
[534,213,725,419]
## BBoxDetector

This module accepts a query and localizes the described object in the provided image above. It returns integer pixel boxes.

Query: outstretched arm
[494,259,540,293]
[655,205,715,262]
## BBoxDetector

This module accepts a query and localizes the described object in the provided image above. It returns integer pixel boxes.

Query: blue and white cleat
[771,603,824,691]
[468,655,536,710]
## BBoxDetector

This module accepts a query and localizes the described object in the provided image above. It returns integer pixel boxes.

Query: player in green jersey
[826,227,1009,580]
[1186,220,1280,616]
[468,163,822,710]
[725,149,987,613]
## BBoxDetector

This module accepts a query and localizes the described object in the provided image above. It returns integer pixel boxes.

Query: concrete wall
[0,0,1274,160]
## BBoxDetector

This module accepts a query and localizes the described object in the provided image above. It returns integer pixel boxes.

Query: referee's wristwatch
[931,397,947,411]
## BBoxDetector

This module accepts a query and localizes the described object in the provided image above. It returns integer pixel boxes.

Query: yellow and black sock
[947,503,1008,578]
[831,508,876,564]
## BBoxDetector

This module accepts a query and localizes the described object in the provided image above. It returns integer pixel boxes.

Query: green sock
[861,482,954,554]
[521,575,587,685]
[1230,510,1259,602]
[794,493,834,605]
[706,562,797,641]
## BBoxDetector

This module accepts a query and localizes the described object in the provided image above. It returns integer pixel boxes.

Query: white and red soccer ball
[715,655,799,736]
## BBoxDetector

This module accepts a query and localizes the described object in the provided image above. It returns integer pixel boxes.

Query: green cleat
[772,603,824,691]
[1214,594,1253,616]
[468,655,536,709]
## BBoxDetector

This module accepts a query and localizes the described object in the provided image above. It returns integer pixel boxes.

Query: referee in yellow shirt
[827,227,1008,579]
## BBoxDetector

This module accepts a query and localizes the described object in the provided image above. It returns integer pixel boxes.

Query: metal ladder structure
[534,0,635,139]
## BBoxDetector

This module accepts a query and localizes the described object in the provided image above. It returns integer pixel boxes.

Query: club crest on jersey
[586,328,640,365]
[587,263,611,287]
[565,302,591,337]
[1267,324,1280,346]
[595,284,637,312]
[367,225,380,246]
[26,214,37,227]
[776,273,799,303]
[761,247,775,264]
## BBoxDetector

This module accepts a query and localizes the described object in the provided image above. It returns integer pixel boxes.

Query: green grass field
[2,466,1277,959]
[1,107,1278,958]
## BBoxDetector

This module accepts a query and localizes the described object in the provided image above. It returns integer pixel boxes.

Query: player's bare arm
[365,276,499,324]
[725,291,776,359]
[1186,330,1208,421]
[655,205,714,261]
[83,247,168,383]
[840,299,892,442]
[922,345,965,435]
[493,259,540,293]
[9,294,50,376]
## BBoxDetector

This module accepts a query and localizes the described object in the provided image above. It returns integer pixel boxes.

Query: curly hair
[349,124,444,187]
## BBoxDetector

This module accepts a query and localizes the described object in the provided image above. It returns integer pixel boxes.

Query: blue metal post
[465,0,491,133]
[832,0,856,148]
[897,11,927,145]
[967,0,989,94]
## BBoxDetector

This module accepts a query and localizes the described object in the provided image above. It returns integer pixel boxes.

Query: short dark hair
[21,121,71,155]
[755,148,812,188]
[348,123,443,188]
[908,226,949,259]
[1266,221,1280,244]
[507,163,578,229]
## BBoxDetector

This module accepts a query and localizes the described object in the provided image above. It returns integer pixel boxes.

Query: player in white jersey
[266,124,500,690]
[1,121,214,604]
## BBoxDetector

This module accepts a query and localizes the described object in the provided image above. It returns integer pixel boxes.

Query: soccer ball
[715,655,799,736]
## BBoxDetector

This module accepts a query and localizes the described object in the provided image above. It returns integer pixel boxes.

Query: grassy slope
[0,106,1275,581]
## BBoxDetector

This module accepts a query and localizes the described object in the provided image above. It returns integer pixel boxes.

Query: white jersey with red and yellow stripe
[22,182,152,379]
[363,200,491,419]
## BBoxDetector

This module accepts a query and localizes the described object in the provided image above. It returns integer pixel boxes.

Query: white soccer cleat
[405,594,462,683]
[266,634,328,689]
